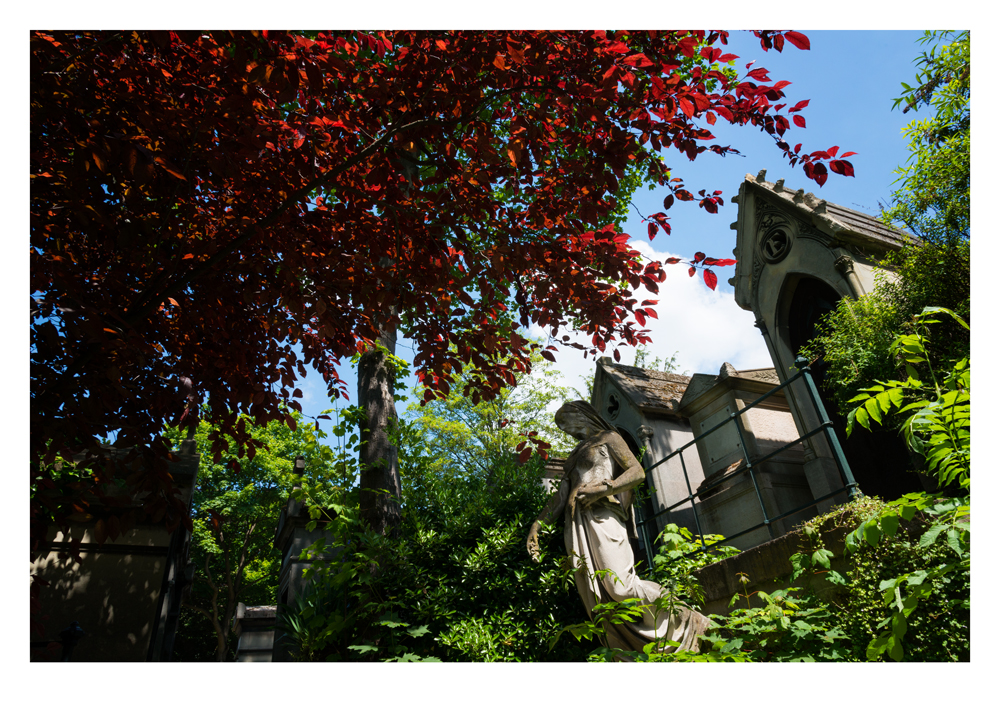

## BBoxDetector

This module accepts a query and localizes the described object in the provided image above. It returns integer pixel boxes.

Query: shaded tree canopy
[31,30,850,542]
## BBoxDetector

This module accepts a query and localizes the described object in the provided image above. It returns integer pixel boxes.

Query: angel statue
[526,401,709,654]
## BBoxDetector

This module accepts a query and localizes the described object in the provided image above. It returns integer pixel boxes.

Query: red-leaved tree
[31,30,852,539]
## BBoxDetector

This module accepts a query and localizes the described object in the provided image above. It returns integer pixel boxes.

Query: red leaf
[773,80,792,91]
[830,160,855,177]
[828,146,839,157]
[811,162,829,186]
[789,99,810,112]
[841,151,858,158]
[784,31,811,51]
[635,309,647,327]
[793,115,806,128]
[706,111,717,125]
[662,194,675,210]
[647,222,658,239]
[517,448,532,465]
[679,97,695,117]
[703,269,718,290]
[693,251,706,263]
[644,307,658,319]
[747,67,771,82]
[540,350,556,362]
[713,258,737,266]
[688,266,696,277]
[623,53,655,68]
[665,257,682,264]
[613,348,621,362]
[675,189,693,201]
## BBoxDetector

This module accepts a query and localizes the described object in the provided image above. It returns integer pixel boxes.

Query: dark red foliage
[30,30,851,541]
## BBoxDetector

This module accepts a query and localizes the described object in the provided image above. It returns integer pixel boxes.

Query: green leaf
[864,520,882,547]
[811,548,833,570]
[880,514,899,537]
[867,634,889,661]
[918,523,945,549]
[855,406,871,431]
[864,397,883,425]
[348,644,380,653]
[891,612,907,639]
[888,634,904,662]
[825,570,847,586]
[946,528,964,556]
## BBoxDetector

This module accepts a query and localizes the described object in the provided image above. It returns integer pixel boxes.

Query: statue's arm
[577,432,645,506]
[527,476,569,562]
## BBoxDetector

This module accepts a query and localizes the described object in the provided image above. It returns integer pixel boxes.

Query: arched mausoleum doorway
[781,275,924,501]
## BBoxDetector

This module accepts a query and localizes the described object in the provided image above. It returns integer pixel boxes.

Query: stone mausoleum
[587,171,927,557]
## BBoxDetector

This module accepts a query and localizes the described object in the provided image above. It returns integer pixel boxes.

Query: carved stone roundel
[761,227,793,264]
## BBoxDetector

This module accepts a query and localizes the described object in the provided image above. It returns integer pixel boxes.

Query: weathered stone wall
[691,523,851,617]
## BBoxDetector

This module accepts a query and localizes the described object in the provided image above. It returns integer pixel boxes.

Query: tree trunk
[357,317,401,535]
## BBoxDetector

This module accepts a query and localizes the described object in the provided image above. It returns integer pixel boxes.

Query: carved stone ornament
[760,227,793,264]
[607,392,621,419]
[834,255,855,275]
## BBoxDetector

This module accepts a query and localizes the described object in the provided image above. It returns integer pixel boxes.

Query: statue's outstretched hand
[527,523,541,563]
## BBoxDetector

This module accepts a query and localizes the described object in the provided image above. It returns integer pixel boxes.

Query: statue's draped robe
[562,434,710,654]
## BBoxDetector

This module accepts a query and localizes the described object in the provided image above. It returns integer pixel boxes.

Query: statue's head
[555,401,613,441]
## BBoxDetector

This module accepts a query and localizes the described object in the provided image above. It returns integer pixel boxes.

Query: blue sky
[293,30,930,432]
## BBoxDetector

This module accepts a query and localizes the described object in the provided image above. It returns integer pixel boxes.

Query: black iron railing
[634,358,858,570]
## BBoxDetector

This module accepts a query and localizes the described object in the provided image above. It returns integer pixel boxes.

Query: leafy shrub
[281,441,596,662]
[800,239,969,417]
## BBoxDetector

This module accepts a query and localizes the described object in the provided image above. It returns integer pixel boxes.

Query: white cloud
[528,238,773,403]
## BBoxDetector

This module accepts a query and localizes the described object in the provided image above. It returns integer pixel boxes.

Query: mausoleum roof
[742,170,915,250]
[596,357,691,417]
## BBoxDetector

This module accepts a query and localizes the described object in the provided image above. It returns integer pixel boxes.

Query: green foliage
[846,307,970,489]
[649,524,739,606]
[405,347,576,473]
[881,31,969,242]
[167,410,340,661]
[280,451,594,661]
[632,346,687,375]
[798,240,969,417]
[839,308,970,661]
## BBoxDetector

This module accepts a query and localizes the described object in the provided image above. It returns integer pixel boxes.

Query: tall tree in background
[880,30,969,242]
[31,30,853,540]
[406,348,575,480]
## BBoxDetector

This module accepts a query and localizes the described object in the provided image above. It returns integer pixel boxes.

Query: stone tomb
[30,441,200,661]
[677,363,811,550]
